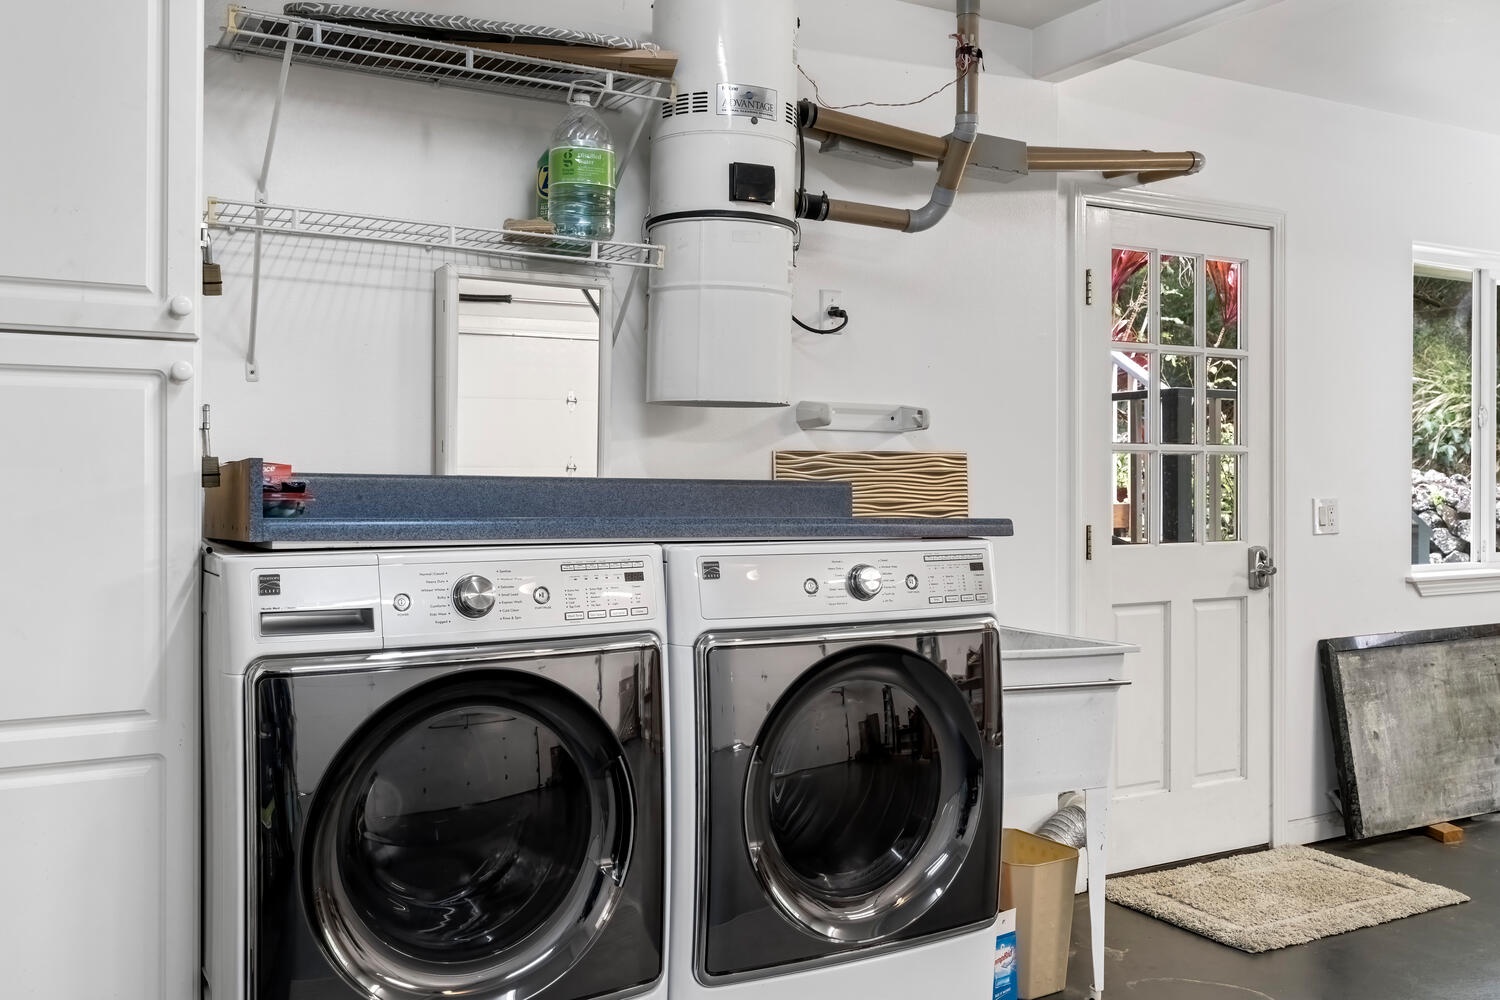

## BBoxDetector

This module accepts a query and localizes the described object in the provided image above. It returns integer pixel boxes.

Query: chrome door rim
[742,645,984,943]
[299,669,634,1000]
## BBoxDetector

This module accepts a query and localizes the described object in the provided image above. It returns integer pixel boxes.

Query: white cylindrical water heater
[646,0,799,406]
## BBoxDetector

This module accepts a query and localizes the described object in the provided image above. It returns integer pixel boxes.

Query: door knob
[168,295,194,318]
[1248,545,1277,590]
[169,361,195,384]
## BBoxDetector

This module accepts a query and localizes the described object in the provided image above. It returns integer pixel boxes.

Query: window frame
[1408,244,1500,595]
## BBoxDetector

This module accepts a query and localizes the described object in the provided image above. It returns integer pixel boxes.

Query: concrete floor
[1057,813,1500,1000]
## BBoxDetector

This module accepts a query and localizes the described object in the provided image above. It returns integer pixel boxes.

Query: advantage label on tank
[716,83,779,119]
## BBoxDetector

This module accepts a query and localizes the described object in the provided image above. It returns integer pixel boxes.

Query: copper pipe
[825,199,910,231]
[805,106,949,161]
[1028,147,1204,173]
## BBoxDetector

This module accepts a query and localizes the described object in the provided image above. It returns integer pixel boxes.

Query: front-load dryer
[203,543,669,1000]
[661,539,1003,1000]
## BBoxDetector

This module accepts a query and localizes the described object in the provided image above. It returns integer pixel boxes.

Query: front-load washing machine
[661,539,1003,1000]
[203,543,669,1000]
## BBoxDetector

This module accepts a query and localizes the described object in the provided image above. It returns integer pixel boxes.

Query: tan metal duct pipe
[1029,147,1205,174]
[805,106,948,162]
[824,200,910,231]
[796,0,980,233]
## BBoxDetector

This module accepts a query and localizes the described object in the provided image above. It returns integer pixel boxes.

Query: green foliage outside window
[1411,274,1473,477]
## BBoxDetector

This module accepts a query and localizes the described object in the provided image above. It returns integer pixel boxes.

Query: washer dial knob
[452,575,496,618]
[847,564,883,601]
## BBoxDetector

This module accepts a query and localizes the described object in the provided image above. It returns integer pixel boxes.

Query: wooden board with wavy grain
[773,451,968,518]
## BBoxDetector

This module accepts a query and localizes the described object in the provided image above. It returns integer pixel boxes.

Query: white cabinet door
[0,0,201,339]
[0,333,199,999]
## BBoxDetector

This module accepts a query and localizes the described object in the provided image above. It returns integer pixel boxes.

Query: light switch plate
[1313,497,1339,535]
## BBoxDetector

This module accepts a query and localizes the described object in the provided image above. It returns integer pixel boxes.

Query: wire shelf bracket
[218,6,671,110]
[213,5,673,382]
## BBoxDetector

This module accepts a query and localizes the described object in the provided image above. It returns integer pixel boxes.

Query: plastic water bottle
[547,91,616,244]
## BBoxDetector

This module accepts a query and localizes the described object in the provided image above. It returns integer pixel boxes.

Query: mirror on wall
[433,264,611,477]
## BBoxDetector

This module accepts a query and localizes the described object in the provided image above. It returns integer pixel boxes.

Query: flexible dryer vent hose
[1034,804,1088,849]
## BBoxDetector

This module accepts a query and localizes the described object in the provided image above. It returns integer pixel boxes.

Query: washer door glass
[301,670,633,1000]
[744,644,984,943]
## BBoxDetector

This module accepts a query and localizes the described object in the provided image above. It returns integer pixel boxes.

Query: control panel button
[629,606,649,616]
[905,573,920,591]
[609,608,628,618]
[847,564,883,601]
[944,595,959,603]
[929,596,944,605]
[452,575,496,619]
[961,594,976,602]
[587,610,607,620]
[533,586,551,605]
[976,593,990,602]
[803,577,819,596]
[565,611,585,622]
[392,593,411,613]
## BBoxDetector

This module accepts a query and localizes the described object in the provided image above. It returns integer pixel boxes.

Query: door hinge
[1085,268,1094,305]
[1085,524,1093,561]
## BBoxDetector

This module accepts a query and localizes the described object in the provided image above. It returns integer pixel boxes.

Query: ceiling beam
[1031,0,1287,82]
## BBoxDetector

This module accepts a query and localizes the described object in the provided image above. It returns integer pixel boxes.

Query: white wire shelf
[217,5,670,111]
[205,198,666,269]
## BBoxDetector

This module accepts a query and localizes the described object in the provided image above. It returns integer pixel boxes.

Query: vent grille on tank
[662,91,712,119]
[784,102,796,127]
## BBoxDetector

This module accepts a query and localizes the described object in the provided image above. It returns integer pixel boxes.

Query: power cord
[793,305,850,335]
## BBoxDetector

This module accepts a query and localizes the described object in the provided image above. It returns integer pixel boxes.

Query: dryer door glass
[743,644,985,943]
[300,670,633,1000]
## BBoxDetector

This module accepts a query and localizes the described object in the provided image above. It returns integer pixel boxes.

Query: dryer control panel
[380,550,657,639]
[696,547,992,620]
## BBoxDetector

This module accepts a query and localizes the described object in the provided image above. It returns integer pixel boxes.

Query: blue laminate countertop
[204,461,1014,547]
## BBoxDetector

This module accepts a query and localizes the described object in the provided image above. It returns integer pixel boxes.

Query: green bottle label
[549,146,616,188]
[536,152,549,219]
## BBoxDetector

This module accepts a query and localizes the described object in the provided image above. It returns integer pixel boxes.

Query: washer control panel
[380,551,656,637]
[697,548,992,620]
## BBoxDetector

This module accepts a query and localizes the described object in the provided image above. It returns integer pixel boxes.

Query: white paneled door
[0,333,199,999]
[1082,207,1274,873]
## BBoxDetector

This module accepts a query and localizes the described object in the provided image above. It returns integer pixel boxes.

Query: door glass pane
[1112,248,1149,344]
[1207,259,1240,349]
[1161,454,1198,543]
[1207,356,1240,445]
[1113,355,1149,444]
[1160,254,1196,346]
[342,702,593,962]
[763,678,942,894]
[1209,454,1240,542]
[1113,451,1149,545]
[1161,355,1197,445]
[1411,267,1473,565]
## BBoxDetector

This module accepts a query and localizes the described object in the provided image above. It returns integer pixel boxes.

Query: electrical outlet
[1313,497,1339,535]
[819,289,843,330]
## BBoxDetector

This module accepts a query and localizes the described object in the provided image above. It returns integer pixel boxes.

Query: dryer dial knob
[847,564,883,600]
[452,575,496,618]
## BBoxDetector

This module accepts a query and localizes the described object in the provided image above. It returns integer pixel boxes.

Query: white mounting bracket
[795,401,930,433]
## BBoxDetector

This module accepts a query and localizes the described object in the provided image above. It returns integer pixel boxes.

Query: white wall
[201,0,1072,632]
[201,0,1500,841]
[1059,60,1500,836]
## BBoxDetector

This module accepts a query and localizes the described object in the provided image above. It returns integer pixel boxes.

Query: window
[1111,248,1244,546]
[1410,246,1500,577]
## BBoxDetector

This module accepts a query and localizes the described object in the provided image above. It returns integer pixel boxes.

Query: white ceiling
[1138,0,1500,136]
[899,0,1500,135]
[900,0,1098,29]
